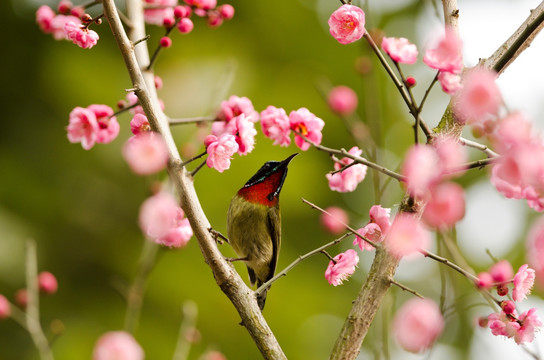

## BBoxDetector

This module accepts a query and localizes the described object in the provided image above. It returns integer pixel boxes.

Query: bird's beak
[281,153,299,166]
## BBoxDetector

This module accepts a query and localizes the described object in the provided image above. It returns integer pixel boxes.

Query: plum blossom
[422,182,465,229]
[36,5,82,41]
[513,264,535,302]
[122,132,169,175]
[489,259,514,283]
[381,36,418,64]
[327,86,358,116]
[487,308,542,345]
[130,114,151,135]
[67,106,99,150]
[38,272,58,294]
[0,295,10,319]
[87,104,119,144]
[36,5,56,33]
[385,213,430,258]
[432,135,467,177]
[260,106,291,147]
[454,67,502,122]
[326,146,367,192]
[401,145,441,198]
[218,4,235,19]
[178,18,194,34]
[156,208,193,248]
[423,28,463,74]
[324,249,359,286]
[476,272,493,289]
[144,0,177,26]
[328,4,366,45]
[438,71,462,95]
[354,223,382,251]
[369,205,392,235]
[216,95,259,124]
[204,134,239,172]
[93,331,144,360]
[516,308,542,344]
[223,114,257,155]
[64,21,99,49]
[185,0,217,10]
[289,107,325,151]
[320,206,349,235]
[393,298,444,353]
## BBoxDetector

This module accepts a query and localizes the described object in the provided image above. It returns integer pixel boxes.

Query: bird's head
[237,153,298,206]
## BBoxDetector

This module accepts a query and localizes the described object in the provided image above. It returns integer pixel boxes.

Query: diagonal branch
[102,1,286,358]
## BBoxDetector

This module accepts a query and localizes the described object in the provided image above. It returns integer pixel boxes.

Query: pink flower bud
[406,77,416,87]
[478,317,488,328]
[174,5,191,18]
[327,85,358,116]
[501,300,516,315]
[93,331,144,360]
[15,289,28,308]
[207,11,223,27]
[38,271,58,294]
[122,132,169,175]
[218,4,235,20]
[476,272,493,289]
[320,206,349,235]
[71,6,85,19]
[393,298,444,353]
[489,259,514,283]
[160,36,172,48]
[177,17,194,34]
[154,75,163,89]
[64,21,99,49]
[260,106,291,147]
[496,284,509,296]
[163,17,175,28]
[57,0,72,14]
[0,295,10,319]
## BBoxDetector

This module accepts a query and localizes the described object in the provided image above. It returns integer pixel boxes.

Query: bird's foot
[224,256,249,263]
[208,227,229,245]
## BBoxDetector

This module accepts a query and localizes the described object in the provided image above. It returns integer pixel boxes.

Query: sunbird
[227,153,298,310]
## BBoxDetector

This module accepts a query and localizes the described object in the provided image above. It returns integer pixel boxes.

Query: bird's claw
[208,227,229,245]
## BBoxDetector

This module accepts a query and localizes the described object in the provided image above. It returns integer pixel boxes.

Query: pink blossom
[325,146,367,192]
[67,106,99,150]
[476,272,493,289]
[432,135,467,177]
[174,5,192,18]
[207,11,223,27]
[401,145,441,198]
[0,295,10,319]
[381,36,418,64]
[392,298,444,353]
[328,4,366,45]
[185,0,217,10]
[260,106,291,146]
[144,0,176,26]
[57,0,72,14]
[122,132,169,175]
[324,249,359,286]
[513,264,535,301]
[50,15,82,40]
[354,223,382,251]
[156,209,193,248]
[327,86,358,116]
[204,134,239,172]
[437,71,462,95]
[289,108,325,151]
[369,205,392,235]
[216,95,259,124]
[527,216,544,282]
[501,300,516,315]
[320,206,349,235]
[87,104,119,144]
[223,114,257,155]
[491,112,533,153]
[422,182,465,229]
[423,28,463,74]
[64,21,99,49]
[516,308,542,344]
[385,213,430,258]
[178,18,194,34]
[38,272,58,294]
[93,331,144,360]
[130,114,151,135]
[218,4,235,20]
[488,311,519,339]
[489,259,514,283]
[139,192,182,240]
[36,5,56,33]
[454,67,501,122]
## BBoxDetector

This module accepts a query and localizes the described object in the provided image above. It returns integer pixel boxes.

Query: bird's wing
[266,206,281,281]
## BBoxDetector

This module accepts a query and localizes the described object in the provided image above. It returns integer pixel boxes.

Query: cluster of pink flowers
[424,28,464,94]
[354,205,391,251]
[328,4,366,45]
[381,36,418,64]
[477,261,541,344]
[393,298,444,353]
[325,146,367,193]
[143,0,234,30]
[139,192,193,248]
[64,21,99,49]
[204,134,239,173]
[67,104,120,150]
[401,135,467,229]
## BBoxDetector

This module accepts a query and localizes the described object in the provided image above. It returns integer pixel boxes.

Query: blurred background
[2,0,544,358]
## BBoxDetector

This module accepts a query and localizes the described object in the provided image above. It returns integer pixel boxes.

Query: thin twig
[172,301,199,360]
[169,116,217,125]
[459,137,499,158]
[420,248,479,283]
[146,19,179,71]
[189,160,207,177]
[389,278,424,299]
[180,151,207,168]
[255,233,351,296]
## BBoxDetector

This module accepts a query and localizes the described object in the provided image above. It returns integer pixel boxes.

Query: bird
[227,153,298,310]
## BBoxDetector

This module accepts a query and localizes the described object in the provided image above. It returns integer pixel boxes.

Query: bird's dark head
[237,153,298,206]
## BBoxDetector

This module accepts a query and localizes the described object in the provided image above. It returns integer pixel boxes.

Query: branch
[389,278,424,299]
[172,301,199,360]
[102,1,286,358]
[169,116,217,125]
[479,1,544,75]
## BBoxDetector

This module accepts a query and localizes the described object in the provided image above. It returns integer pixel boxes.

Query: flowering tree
[4,0,544,359]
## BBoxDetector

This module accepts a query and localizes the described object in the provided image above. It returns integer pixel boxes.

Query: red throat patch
[237,170,284,206]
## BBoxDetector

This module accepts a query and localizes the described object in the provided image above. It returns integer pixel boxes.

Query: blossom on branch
[354,223,382,251]
[88,104,119,144]
[454,67,502,122]
[64,21,99,49]
[67,106,99,150]
[93,331,144,360]
[260,106,291,147]
[385,213,430,258]
[144,0,176,26]
[393,298,444,353]
[204,133,239,172]
[423,28,463,74]
[320,206,349,235]
[512,264,535,302]
[327,86,358,116]
[437,71,462,95]
[130,114,151,135]
[381,36,418,64]
[324,249,359,286]
[487,308,542,345]
[325,146,367,192]
[328,4,366,45]
[289,107,325,151]
[489,259,514,283]
[36,5,82,41]
[0,295,10,319]
[223,114,257,155]
[422,182,465,229]
[38,271,58,294]
[122,132,169,175]
[369,205,392,235]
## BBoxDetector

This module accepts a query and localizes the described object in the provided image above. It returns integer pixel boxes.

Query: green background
[1,0,541,359]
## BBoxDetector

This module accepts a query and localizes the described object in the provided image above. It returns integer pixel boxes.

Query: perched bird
[227,153,298,310]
